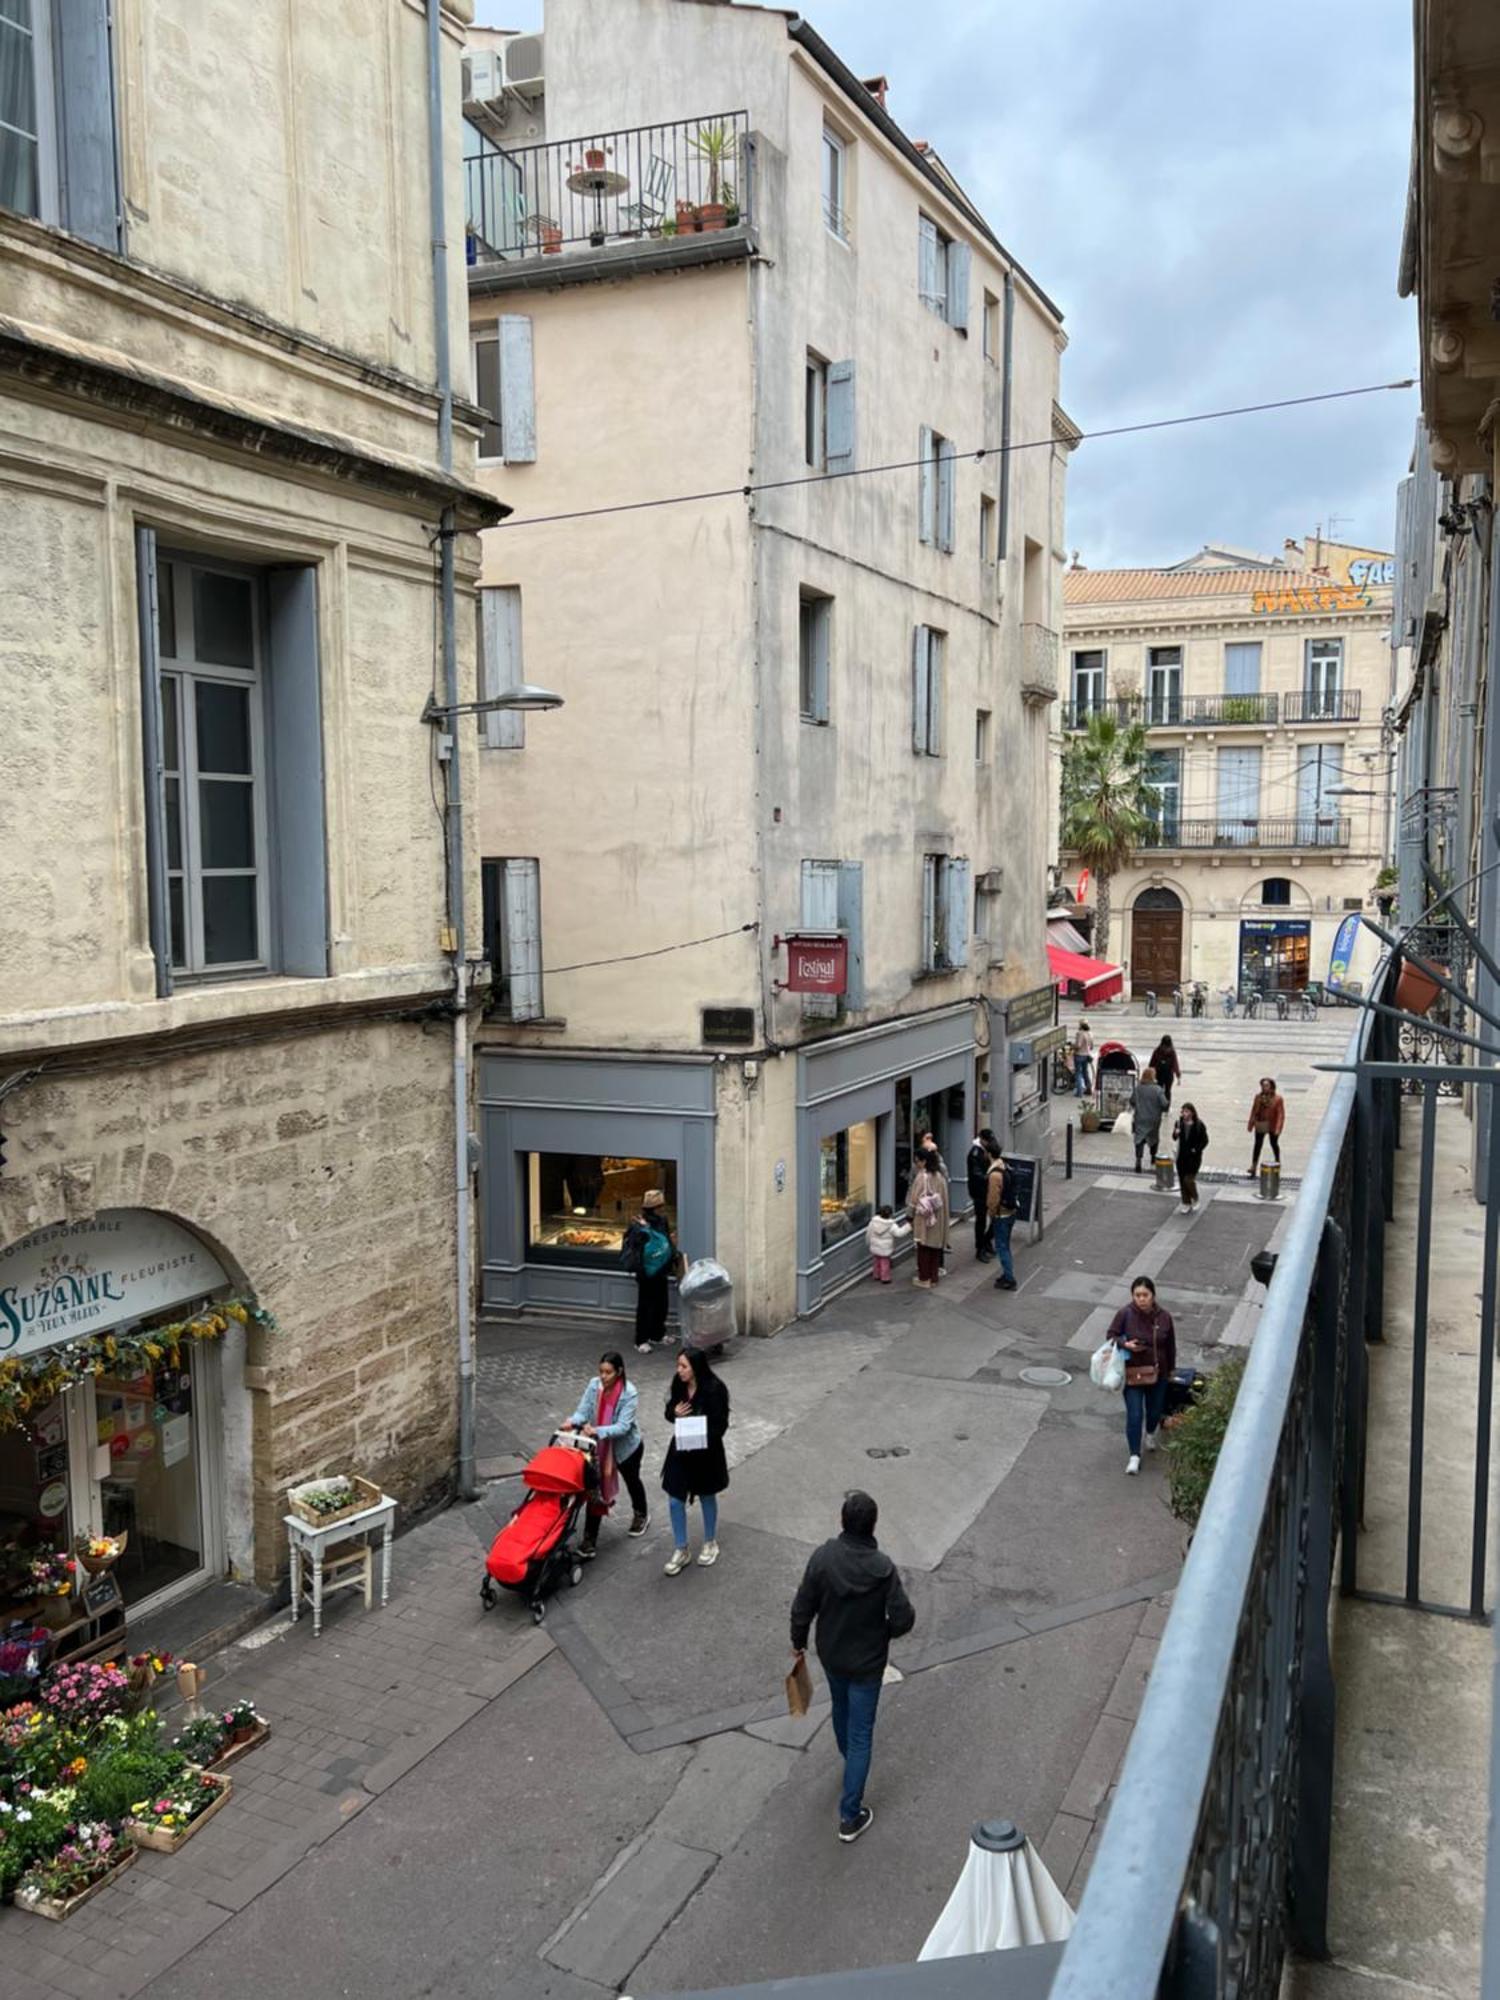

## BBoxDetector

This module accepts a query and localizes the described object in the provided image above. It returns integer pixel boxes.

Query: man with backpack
[986,1140,1019,1291]
[621,1190,679,1352]
[966,1129,998,1262]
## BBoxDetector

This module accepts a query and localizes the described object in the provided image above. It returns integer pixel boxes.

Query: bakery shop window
[526,1155,678,1265]
[819,1120,876,1249]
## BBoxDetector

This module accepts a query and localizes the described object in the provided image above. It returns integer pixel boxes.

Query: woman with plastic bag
[1104,1274,1176,1476]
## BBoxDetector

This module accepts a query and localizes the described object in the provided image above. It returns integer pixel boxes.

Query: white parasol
[917,1818,1075,1958]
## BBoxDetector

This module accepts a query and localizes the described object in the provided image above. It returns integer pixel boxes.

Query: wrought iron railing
[1284,689,1362,723]
[1135,816,1352,851]
[1189,692,1280,725]
[1049,972,1400,2000]
[1063,693,1280,729]
[464,110,751,263]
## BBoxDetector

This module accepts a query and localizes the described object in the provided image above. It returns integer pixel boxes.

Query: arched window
[1135,886,1182,912]
[1260,878,1292,906]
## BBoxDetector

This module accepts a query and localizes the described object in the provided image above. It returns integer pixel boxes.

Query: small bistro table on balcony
[566,165,631,245]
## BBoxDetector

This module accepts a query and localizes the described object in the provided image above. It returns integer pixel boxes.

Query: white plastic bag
[1090,1340,1125,1393]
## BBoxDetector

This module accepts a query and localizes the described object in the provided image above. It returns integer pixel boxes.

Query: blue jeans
[990,1213,1016,1283]
[1124,1379,1168,1456]
[826,1672,882,1825]
[668,1492,718,1549]
[1074,1058,1092,1097]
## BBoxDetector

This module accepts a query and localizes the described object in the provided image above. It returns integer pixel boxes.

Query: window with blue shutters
[0,0,120,248]
[472,316,537,464]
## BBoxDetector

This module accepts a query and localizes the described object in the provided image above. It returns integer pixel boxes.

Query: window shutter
[56,0,121,251]
[918,426,935,544]
[266,566,331,976]
[800,859,840,1019]
[945,859,971,971]
[921,855,938,971]
[918,217,937,306]
[837,861,864,1008]
[498,315,536,464]
[480,585,525,748]
[826,359,856,472]
[503,858,542,1020]
[134,526,172,998]
[928,632,944,754]
[937,438,957,553]
[912,626,931,753]
[812,600,831,722]
[946,241,971,332]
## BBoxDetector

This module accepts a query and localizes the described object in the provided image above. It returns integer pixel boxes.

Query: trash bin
[1258,1162,1281,1201]
[678,1258,737,1353]
[1153,1154,1175,1193]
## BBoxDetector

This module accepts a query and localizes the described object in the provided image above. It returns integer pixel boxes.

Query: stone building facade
[461,0,1070,1333]
[0,0,496,1609]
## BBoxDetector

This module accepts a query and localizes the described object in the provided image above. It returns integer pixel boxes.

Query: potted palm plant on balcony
[690,121,734,230]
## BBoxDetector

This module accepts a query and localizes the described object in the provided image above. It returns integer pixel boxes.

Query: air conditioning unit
[462,49,503,111]
[504,33,545,96]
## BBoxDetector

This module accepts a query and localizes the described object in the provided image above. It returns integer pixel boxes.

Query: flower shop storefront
[0,1211,267,1632]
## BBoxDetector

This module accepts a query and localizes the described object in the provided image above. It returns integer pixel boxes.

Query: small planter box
[15,1846,137,1921]
[125,1772,232,1853]
[287,1475,380,1530]
[208,1718,270,1771]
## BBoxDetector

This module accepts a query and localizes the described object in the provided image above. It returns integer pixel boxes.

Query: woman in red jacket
[1246,1078,1286,1174]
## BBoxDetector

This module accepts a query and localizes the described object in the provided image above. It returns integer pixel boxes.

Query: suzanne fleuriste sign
[784,935,848,995]
[0,1210,228,1361]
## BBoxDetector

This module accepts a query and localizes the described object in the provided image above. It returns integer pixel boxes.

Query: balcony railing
[1137,816,1352,851]
[1284,689,1361,723]
[464,111,751,264]
[1063,693,1280,730]
[1188,692,1280,726]
[1020,622,1060,705]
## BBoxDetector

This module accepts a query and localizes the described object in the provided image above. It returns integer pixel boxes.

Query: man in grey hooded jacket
[790,1491,915,1843]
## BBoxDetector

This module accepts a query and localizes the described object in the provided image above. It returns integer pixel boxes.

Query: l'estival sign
[0,1211,228,1361]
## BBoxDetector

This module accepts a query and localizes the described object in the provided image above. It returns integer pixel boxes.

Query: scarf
[593,1377,623,1513]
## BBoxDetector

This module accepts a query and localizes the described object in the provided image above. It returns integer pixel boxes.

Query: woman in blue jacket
[561,1350,650,1554]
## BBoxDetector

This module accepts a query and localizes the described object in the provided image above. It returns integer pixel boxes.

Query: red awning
[1046,942,1124,1003]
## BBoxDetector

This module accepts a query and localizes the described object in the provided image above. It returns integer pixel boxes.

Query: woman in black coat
[1173,1103,1209,1214]
[660,1348,730,1576]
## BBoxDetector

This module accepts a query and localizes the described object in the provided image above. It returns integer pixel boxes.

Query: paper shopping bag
[785,1654,813,1717]
[675,1414,709,1451]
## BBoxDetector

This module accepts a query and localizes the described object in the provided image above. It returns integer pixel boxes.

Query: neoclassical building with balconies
[1060,544,1394,998]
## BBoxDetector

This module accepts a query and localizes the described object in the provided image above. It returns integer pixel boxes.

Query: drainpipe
[997,269,1015,563]
[426,0,477,1500]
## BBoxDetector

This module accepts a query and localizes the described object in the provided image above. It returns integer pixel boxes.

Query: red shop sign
[784,934,848,995]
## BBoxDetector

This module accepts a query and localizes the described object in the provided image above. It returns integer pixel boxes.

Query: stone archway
[1130,887,1183,997]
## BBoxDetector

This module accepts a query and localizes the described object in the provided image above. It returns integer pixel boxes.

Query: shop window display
[820,1121,876,1248]
[895,1082,949,1207]
[527,1155,678,1265]
[0,1399,73,1620]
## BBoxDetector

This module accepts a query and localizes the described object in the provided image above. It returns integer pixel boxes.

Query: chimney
[862,75,889,108]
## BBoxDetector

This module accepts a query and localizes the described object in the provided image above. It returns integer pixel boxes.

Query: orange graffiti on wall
[1251,583,1373,616]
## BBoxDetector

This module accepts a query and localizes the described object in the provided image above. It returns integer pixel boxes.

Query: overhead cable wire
[498,379,1416,532]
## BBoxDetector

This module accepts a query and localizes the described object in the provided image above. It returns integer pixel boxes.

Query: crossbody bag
[1124,1314,1161,1389]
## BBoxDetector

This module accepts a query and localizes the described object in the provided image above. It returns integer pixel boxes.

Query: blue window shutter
[937,438,957,553]
[266,567,331,977]
[921,855,937,971]
[912,626,931,752]
[480,585,525,748]
[838,861,864,1008]
[918,426,935,543]
[929,632,944,753]
[945,858,971,971]
[504,858,542,1019]
[56,0,121,251]
[812,600,831,721]
[134,526,172,997]
[946,242,971,332]
[826,359,856,472]
[499,315,536,463]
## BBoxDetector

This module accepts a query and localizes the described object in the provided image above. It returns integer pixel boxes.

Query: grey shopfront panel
[797,1008,975,1315]
[479,1051,716,1320]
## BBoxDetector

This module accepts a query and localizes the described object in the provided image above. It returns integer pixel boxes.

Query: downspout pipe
[997,270,1015,563]
[426,0,477,1500]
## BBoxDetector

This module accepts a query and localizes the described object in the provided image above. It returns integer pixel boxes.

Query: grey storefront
[996,982,1060,1157]
[797,1005,976,1315]
[478,1051,716,1320]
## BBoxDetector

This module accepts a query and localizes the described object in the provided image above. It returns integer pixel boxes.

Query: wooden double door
[1130,892,1183,996]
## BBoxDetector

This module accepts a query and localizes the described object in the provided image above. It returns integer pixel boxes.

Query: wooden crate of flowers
[287,1473,380,1529]
[14,1824,136,1920]
[124,1769,232,1853]
[173,1700,270,1773]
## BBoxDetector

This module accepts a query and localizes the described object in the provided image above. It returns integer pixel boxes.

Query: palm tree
[1061,712,1158,959]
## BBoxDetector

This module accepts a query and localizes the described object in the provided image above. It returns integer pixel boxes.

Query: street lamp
[421,685,565,723]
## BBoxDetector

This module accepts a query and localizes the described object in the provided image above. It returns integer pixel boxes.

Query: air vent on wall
[702,1007,755,1047]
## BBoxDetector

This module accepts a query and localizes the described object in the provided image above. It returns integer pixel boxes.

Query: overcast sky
[475,0,1418,568]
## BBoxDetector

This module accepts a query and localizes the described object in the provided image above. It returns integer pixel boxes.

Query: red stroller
[480,1432,597,1624]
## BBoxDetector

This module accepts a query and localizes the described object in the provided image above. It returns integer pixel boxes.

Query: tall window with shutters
[921,855,971,973]
[918,214,970,329]
[0,0,120,247]
[478,585,525,748]
[918,428,956,551]
[472,317,537,465]
[798,859,864,1019]
[799,591,832,723]
[481,857,543,1021]
[912,625,945,755]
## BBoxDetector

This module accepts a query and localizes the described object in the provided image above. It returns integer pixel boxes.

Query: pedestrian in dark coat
[1173,1105,1209,1213]
[965,1129,998,1261]
[1108,1274,1177,1474]
[1130,1068,1169,1173]
[1148,1036,1182,1106]
[1246,1078,1286,1174]
[790,1490,915,1843]
[660,1347,729,1576]
[623,1190,678,1353]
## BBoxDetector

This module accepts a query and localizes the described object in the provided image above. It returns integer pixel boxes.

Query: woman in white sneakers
[659,1348,730,1575]
[1107,1274,1177,1475]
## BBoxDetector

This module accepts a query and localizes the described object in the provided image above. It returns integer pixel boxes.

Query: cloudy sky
[476,0,1418,568]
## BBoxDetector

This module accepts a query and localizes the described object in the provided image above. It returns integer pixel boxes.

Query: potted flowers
[73,1533,126,1577]
[28,1552,75,1628]
[39,1660,129,1731]
[14,1819,135,1919]
[125,1769,232,1854]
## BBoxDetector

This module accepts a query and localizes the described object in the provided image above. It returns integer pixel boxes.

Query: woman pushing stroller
[561,1350,650,1554]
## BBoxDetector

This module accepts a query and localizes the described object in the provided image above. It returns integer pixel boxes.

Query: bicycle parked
[1298,989,1319,1021]
[1143,988,1159,1018]
[1172,984,1185,1017]
[1190,982,1208,1019]
[1221,986,1238,1018]
[1245,989,1263,1020]
[1275,990,1290,1021]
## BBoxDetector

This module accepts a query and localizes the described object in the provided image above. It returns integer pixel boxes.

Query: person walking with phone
[1172,1104,1209,1215]
[1246,1078,1286,1175]
[624,1190,679,1354]
[561,1350,650,1553]
[1107,1274,1177,1475]
[660,1347,730,1575]
[789,1490,916,1844]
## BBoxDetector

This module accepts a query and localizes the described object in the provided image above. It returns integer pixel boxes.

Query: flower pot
[126,1771,232,1853]
[583,148,606,170]
[15,1846,136,1921]
[541,224,563,255]
[37,1590,73,1629]
[1395,960,1445,1017]
[697,202,727,232]
[675,201,699,234]
[209,1718,271,1770]
[1079,1108,1100,1134]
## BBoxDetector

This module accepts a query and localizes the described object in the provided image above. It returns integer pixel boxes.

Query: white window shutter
[480,586,525,748]
[919,217,937,306]
[912,627,931,753]
[937,439,957,553]
[918,426,935,544]
[945,859,971,971]
[498,315,536,463]
[946,242,971,332]
[134,526,173,998]
[928,632,944,753]
[921,855,938,971]
[800,858,840,1019]
[503,858,543,1019]
[826,359,856,472]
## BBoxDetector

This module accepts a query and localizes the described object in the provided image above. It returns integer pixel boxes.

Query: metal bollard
[1065,1123,1073,1180]
[1259,1162,1281,1200]
[1154,1154,1175,1193]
